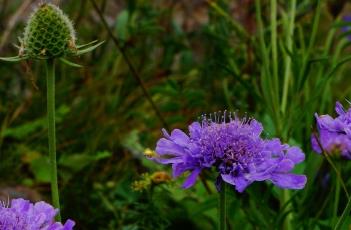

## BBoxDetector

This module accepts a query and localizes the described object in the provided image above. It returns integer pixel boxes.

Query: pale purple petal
[155,138,186,156]
[286,146,305,163]
[221,174,252,193]
[335,101,345,115]
[270,174,307,189]
[170,129,190,146]
[182,169,201,189]
[189,122,202,139]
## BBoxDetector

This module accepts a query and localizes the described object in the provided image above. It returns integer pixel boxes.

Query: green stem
[281,0,296,113]
[46,59,61,221]
[334,194,351,230]
[333,164,341,227]
[219,182,227,230]
[282,190,292,230]
[270,0,278,93]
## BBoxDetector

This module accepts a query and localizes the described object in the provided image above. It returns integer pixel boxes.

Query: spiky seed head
[23,3,76,59]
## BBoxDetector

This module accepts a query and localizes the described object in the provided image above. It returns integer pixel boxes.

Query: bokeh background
[1,0,351,229]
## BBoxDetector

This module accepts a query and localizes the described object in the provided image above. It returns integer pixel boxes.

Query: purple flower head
[152,113,306,192]
[0,198,75,230]
[342,16,351,41]
[311,101,351,159]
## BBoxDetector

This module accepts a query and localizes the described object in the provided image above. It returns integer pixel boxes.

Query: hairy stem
[46,59,61,221]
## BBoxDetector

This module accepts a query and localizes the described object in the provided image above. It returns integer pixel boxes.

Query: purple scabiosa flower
[311,101,351,159]
[0,198,75,230]
[341,15,351,41]
[152,113,307,192]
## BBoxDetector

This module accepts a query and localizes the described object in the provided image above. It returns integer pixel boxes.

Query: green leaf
[0,55,27,62]
[76,41,105,56]
[59,151,111,173]
[76,40,99,49]
[30,156,51,183]
[60,57,83,68]
[2,118,46,139]
[2,105,70,139]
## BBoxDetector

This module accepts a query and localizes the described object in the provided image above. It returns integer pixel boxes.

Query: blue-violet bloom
[151,114,307,192]
[311,101,351,159]
[0,198,75,230]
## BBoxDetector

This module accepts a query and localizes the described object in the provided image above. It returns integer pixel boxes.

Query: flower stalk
[219,182,227,230]
[46,58,61,221]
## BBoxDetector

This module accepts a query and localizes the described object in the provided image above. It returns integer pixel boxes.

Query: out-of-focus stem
[281,0,296,113]
[333,163,341,226]
[219,182,227,230]
[46,59,61,221]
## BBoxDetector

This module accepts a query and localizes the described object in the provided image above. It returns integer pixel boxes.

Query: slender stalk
[334,194,351,230]
[280,2,297,229]
[281,0,296,113]
[219,182,227,230]
[46,59,61,221]
[333,163,341,227]
[270,0,278,100]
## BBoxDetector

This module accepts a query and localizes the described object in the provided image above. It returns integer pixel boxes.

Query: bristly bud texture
[0,198,74,229]
[312,101,351,158]
[150,112,307,193]
[23,3,76,59]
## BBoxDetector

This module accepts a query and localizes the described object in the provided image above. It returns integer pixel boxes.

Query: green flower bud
[23,3,76,59]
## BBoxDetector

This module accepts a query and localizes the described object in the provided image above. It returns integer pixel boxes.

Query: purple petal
[33,201,58,223]
[311,135,322,153]
[274,159,294,173]
[63,219,75,230]
[221,174,252,193]
[189,122,202,139]
[161,128,171,138]
[264,138,283,156]
[286,146,305,163]
[316,114,337,131]
[249,120,263,136]
[182,169,201,189]
[335,101,345,116]
[170,129,190,146]
[270,173,307,189]
[11,198,31,212]
[154,156,183,164]
[172,163,189,178]
[155,138,185,156]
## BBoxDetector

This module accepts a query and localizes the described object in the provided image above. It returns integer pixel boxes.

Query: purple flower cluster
[311,101,351,158]
[0,198,74,230]
[152,114,306,192]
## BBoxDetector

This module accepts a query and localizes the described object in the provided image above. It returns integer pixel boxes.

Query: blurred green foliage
[1,0,351,229]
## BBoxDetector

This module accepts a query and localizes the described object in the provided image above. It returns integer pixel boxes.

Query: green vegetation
[1,0,351,229]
